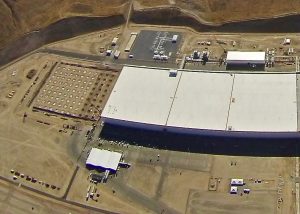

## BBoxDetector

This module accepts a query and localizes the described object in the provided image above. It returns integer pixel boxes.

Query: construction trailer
[125,33,138,52]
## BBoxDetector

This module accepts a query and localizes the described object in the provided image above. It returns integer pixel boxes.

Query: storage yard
[0,22,300,214]
[33,61,118,121]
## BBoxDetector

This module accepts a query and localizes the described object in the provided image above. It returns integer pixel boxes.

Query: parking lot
[130,30,182,62]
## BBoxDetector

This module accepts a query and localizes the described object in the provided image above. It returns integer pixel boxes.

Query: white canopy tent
[86,148,122,172]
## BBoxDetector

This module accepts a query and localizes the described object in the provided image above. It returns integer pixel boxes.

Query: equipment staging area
[102,66,298,134]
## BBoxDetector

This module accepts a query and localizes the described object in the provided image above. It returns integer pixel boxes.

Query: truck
[114,50,120,59]
[111,37,118,46]
[172,35,178,43]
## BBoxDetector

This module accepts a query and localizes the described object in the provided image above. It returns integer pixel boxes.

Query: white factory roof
[226,51,266,62]
[167,72,233,130]
[227,73,297,132]
[102,66,297,132]
[86,148,122,171]
[102,66,181,126]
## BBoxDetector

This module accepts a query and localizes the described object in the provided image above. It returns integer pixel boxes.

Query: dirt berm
[0,16,125,67]
[132,7,300,33]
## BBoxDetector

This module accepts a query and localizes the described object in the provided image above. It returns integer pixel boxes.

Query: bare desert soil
[0,0,128,49]
[136,0,300,24]
[1,0,300,53]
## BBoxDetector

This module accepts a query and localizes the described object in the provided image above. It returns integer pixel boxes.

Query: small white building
[231,178,244,186]
[226,51,266,70]
[283,38,291,45]
[86,148,122,172]
[230,186,238,194]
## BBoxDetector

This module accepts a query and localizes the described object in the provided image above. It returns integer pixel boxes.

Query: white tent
[230,178,244,186]
[230,186,238,194]
[86,148,122,172]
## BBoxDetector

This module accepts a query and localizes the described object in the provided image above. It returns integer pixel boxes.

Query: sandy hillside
[136,0,300,24]
[0,0,128,49]
[1,0,300,49]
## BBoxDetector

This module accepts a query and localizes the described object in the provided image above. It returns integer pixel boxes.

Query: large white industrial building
[226,51,266,70]
[101,66,298,135]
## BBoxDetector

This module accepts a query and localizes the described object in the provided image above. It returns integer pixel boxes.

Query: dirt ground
[0,179,104,214]
[67,167,154,214]
[125,163,162,198]
[0,53,79,197]
[160,168,210,213]
[135,0,300,24]
[0,0,128,49]
[48,27,123,56]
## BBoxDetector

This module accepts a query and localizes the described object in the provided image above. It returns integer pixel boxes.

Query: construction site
[1,1,300,213]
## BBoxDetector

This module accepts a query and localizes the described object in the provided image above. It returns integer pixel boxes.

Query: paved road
[62,166,79,200]
[38,47,179,69]
[39,48,105,62]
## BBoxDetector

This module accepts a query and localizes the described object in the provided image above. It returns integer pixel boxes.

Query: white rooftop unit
[226,51,266,64]
[101,66,297,133]
[86,148,122,172]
